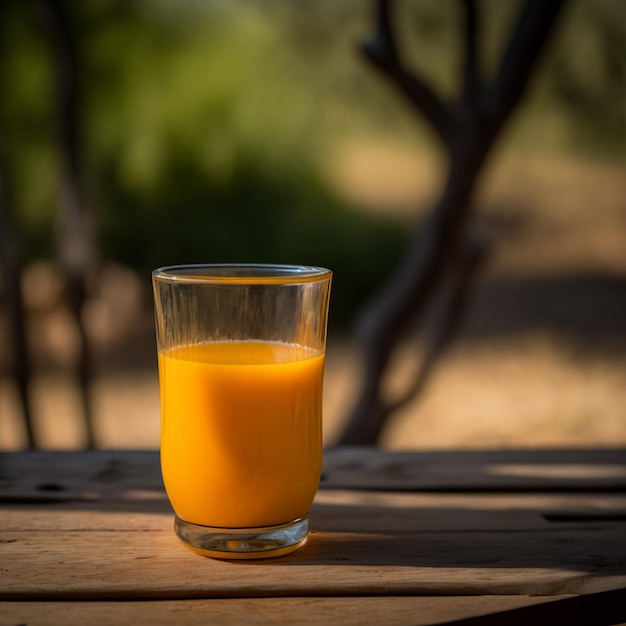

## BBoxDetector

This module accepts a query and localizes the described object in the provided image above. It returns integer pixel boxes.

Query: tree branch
[386,231,488,417]
[0,155,37,448]
[337,144,488,446]
[484,0,567,128]
[338,0,568,446]
[361,0,453,147]
[37,0,97,448]
[460,0,480,105]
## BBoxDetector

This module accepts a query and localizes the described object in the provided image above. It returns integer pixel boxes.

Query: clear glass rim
[152,263,332,285]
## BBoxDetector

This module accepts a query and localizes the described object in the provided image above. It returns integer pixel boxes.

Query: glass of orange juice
[152,264,332,559]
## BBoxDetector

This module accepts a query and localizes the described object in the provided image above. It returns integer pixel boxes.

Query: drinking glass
[152,264,332,558]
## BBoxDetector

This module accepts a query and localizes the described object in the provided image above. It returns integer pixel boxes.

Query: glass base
[174,515,309,559]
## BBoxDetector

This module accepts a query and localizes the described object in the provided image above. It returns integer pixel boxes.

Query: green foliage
[0,5,57,256]
[1,0,624,326]
[547,0,626,155]
[1,1,411,325]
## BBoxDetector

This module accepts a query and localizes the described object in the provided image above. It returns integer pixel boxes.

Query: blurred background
[1,0,625,450]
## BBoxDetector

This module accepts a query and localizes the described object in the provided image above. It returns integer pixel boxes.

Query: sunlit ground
[1,144,625,450]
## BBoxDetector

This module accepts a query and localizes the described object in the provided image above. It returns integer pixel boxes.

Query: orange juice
[158,340,324,529]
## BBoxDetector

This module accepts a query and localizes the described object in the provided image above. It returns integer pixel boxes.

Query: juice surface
[158,341,324,528]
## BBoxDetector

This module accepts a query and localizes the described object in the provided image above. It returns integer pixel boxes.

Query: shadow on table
[430,587,626,626]
[2,449,626,581]
[301,507,626,573]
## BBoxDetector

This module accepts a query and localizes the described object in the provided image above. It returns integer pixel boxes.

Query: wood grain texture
[3,448,625,498]
[0,596,574,626]
[322,447,626,492]
[1,525,625,599]
[1,450,625,603]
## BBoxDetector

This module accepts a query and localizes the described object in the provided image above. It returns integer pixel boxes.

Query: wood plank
[0,596,578,626]
[0,450,163,501]
[1,450,625,602]
[2,448,626,496]
[1,522,625,599]
[3,489,626,532]
[322,447,626,492]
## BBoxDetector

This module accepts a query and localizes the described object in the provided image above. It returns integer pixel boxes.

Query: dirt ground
[1,145,625,450]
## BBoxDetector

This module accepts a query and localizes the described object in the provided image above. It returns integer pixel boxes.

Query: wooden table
[1,447,625,625]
